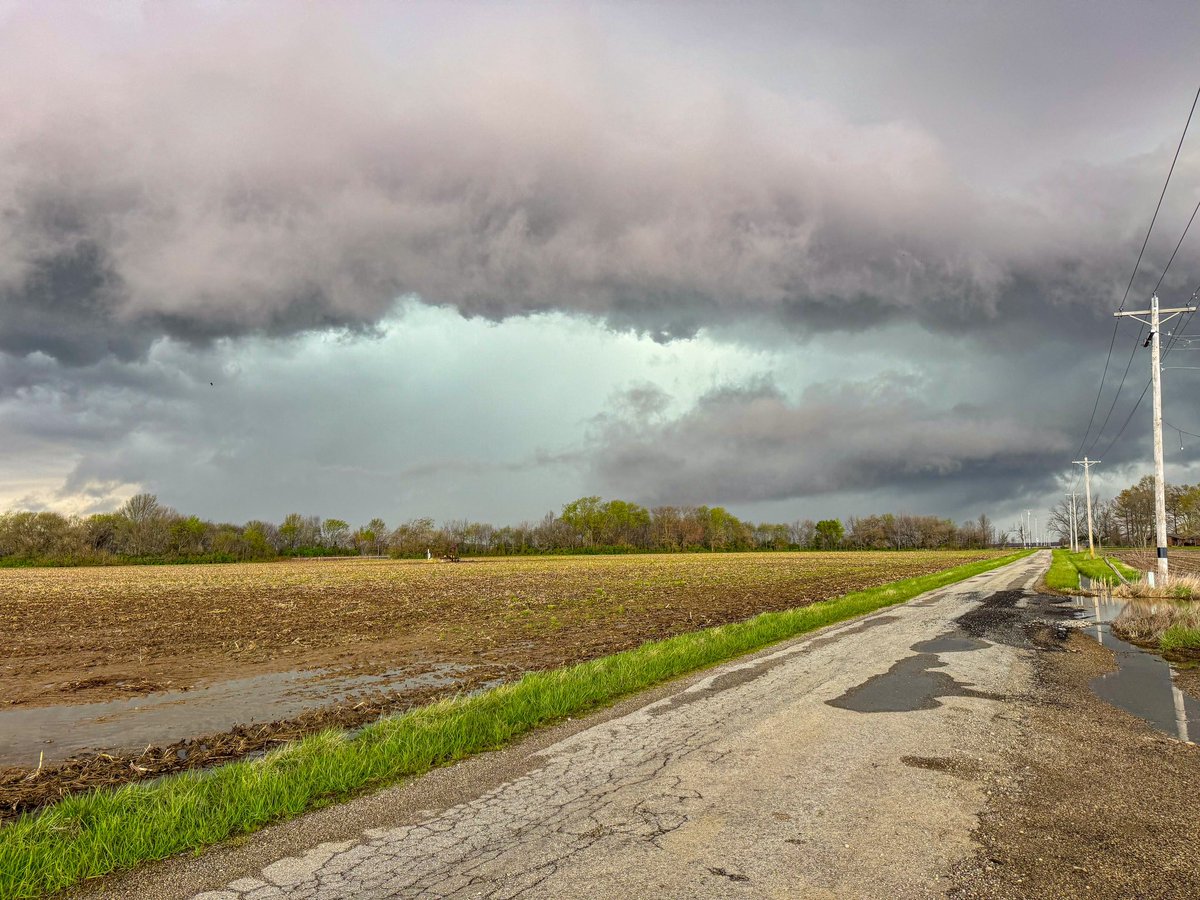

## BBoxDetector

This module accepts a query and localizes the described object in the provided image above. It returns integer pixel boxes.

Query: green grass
[1045,549,1080,591]
[1160,625,1200,653]
[1045,550,1138,591]
[0,550,1031,900]
[1072,552,1123,585]
[1109,558,1140,582]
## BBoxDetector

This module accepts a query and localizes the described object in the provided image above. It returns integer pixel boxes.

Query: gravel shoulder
[952,625,1200,899]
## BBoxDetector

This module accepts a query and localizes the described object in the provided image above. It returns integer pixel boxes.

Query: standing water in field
[0,664,475,768]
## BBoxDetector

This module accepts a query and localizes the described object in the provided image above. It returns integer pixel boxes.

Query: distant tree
[814,519,844,549]
[976,513,994,546]
[278,513,304,551]
[389,517,437,556]
[322,518,350,549]
[242,521,276,558]
[278,513,321,552]
[170,515,209,555]
[561,496,604,545]
[119,493,173,556]
[366,518,388,555]
[789,519,816,549]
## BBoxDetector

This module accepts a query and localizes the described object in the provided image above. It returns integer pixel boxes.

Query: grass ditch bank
[0,550,1031,900]
[1112,591,1200,656]
[1045,549,1137,592]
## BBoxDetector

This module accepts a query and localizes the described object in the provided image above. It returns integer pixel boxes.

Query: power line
[1074,81,1200,457]
[1119,81,1200,312]
[1074,321,1121,457]
[1153,195,1200,296]
[1097,376,1151,460]
[1165,420,1200,440]
[1084,325,1145,456]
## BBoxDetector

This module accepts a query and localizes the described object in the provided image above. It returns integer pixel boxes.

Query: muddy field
[0,550,1002,817]
[1,551,1004,708]
[1116,546,1200,575]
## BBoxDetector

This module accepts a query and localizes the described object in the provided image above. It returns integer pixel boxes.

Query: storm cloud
[589,379,1072,508]
[3,2,1198,367]
[4,1,1200,528]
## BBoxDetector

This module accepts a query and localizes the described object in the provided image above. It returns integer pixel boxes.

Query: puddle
[1065,594,1200,743]
[0,664,474,767]
[911,634,990,653]
[648,615,900,718]
[826,653,1003,713]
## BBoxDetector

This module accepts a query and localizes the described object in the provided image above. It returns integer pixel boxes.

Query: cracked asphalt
[98,553,1048,900]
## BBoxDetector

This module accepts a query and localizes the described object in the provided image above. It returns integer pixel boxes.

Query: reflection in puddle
[1069,594,1199,743]
[0,664,474,767]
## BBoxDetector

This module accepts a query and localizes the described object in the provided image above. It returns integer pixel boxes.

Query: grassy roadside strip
[0,550,1031,900]
[1070,552,1126,586]
[1045,549,1139,592]
[1045,549,1080,591]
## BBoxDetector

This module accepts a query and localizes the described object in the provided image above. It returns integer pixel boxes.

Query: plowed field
[0,551,1004,816]
[2,551,1002,708]
[1115,547,1200,576]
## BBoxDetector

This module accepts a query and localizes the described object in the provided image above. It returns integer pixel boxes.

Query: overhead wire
[1165,420,1200,440]
[1086,215,1200,457]
[1073,81,1200,458]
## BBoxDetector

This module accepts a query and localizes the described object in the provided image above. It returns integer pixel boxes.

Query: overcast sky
[4,0,1200,534]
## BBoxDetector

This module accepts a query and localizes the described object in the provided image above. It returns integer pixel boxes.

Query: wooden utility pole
[1114,294,1197,579]
[1067,492,1079,552]
[1073,457,1099,558]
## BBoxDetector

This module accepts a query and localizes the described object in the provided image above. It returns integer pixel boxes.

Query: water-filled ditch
[1070,584,1198,743]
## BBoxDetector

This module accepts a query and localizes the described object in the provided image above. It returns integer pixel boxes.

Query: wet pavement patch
[706,866,751,883]
[826,654,1004,713]
[1089,627,1200,741]
[648,615,900,718]
[955,590,1028,641]
[911,632,990,654]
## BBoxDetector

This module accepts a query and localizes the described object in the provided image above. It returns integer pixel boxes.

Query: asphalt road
[107,552,1049,900]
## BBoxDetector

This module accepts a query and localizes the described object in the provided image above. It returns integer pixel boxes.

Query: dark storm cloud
[588,379,1073,507]
[2,2,1195,366]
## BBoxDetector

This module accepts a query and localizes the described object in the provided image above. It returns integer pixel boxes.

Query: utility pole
[1114,293,1197,580]
[1068,491,1080,553]
[1023,509,1031,549]
[1072,457,1099,558]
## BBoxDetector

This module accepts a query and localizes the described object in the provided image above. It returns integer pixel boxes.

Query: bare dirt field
[1116,546,1200,576]
[1,551,1004,708]
[0,550,1002,818]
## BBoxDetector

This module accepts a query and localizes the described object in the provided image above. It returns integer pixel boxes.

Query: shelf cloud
[2,2,1189,367]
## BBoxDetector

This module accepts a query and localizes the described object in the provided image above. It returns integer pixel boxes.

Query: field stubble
[0,550,1002,818]
[1,551,1003,708]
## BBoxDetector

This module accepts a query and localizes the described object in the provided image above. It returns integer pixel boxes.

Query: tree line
[0,493,999,566]
[1048,475,1200,547]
